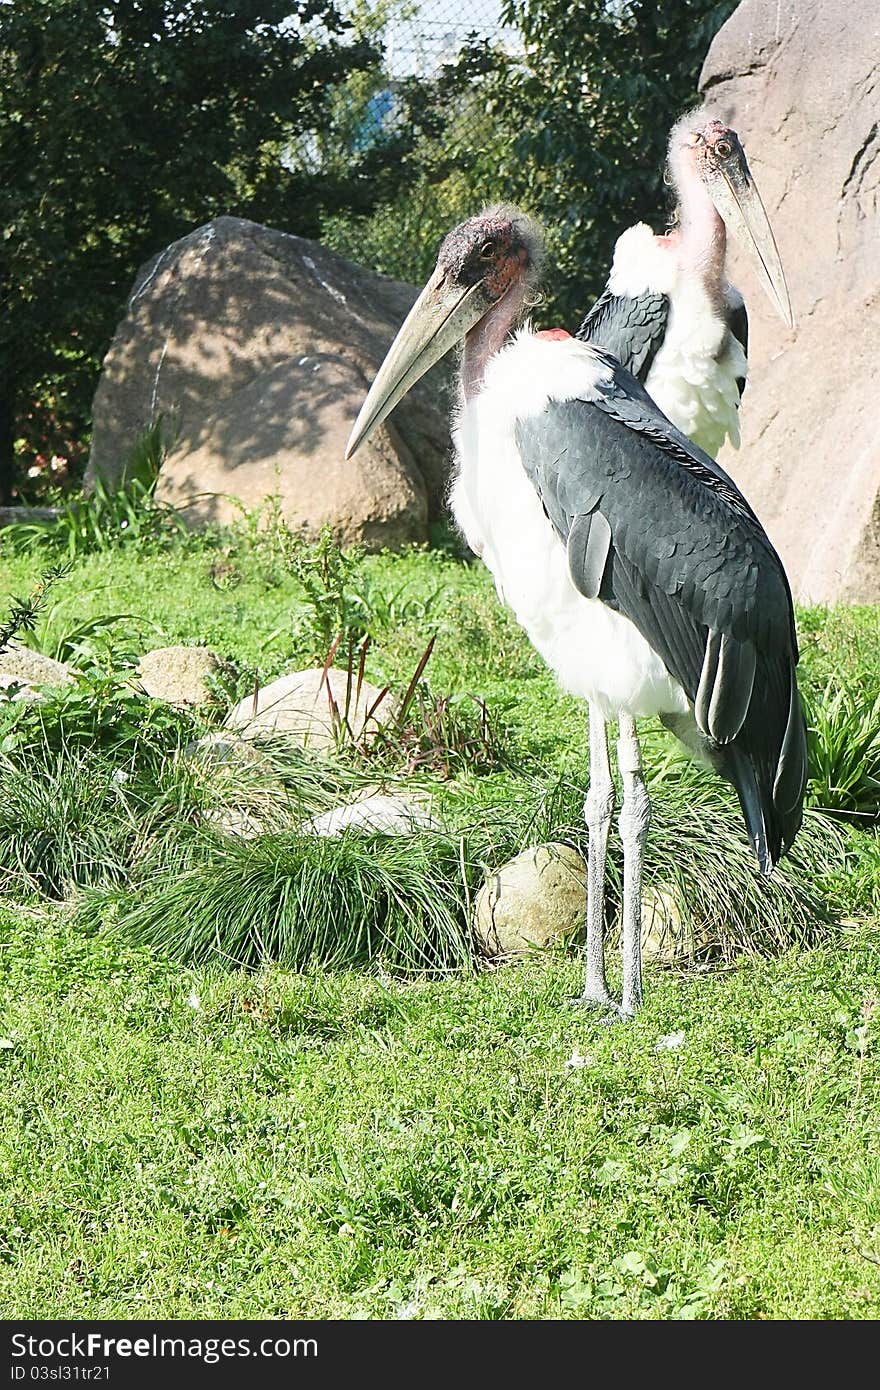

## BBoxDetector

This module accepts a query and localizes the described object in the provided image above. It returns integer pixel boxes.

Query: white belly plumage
[449,332,690,722]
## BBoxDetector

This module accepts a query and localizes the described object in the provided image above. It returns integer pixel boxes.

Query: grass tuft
[0,750,136,898]
[84,827,480,974]
[804,680,880,823]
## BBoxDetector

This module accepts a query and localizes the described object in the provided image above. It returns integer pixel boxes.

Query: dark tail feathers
[717,673,808,875]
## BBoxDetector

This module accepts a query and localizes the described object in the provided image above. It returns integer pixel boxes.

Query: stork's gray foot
[572,986,615,1010]
[571,986,637,1024]
[570,994,634,1025]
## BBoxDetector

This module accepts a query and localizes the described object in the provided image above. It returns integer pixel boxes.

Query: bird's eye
[714,139,732,159]
[479,240,496,260]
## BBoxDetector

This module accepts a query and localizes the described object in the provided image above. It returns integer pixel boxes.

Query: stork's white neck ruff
[449,331,690,722]
[607,222,746,458]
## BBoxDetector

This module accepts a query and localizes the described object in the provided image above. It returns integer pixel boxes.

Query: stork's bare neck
[463,283,528,398]
[669,160,727,291]
[666,114,734,295]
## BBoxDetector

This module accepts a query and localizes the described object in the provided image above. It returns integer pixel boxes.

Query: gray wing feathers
[518,382,790,660]
[568,511,612,599]
[696,631,757,744]
[725,287,748,358]
[774,679,809,816]
[576,287,670,383]
[725,287,749,399]
[514,367,806,866]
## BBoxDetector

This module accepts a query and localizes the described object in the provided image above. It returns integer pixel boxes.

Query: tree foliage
[324,0,737,323]
[0,0,739,502]
[477,0,739,322]
[0,0,386,501]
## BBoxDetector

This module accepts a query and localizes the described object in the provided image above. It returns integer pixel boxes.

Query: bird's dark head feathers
[437,205,545,303]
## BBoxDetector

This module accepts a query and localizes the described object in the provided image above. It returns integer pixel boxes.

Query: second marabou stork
[577,110,794,457]
[346,207,807,1020]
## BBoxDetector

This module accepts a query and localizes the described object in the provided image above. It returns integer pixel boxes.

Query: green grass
[2,521,880,1318]
[1,903,879,1318]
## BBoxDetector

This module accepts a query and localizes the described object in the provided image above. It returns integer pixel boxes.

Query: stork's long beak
[707,153,795,330]
[346,265,490,459]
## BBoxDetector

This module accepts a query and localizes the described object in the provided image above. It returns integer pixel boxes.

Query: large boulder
[700,0,880,601]
[87,218,453,550]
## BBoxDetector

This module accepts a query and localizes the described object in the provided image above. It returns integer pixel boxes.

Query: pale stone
[203,807,266,839]
[474,843,587,956]
[224,666,393,753]
[305,791,439,837]
[640,884,709,963]
[136,645,220,706]
[0,643,73,689]
[0,674,40,702]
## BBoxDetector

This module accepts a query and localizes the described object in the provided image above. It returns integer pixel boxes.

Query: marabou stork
[346,207,807,1019]
[577,110,794,458]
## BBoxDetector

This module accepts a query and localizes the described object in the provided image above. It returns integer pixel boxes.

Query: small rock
[474,842,586,956]
[305,790,439,837]
[0,642,73,690]
[136,645,221,706]
[187,731,289,834]
[0,673,41,702]
[187,729,266,765]
[640,883,707,962]
[225,667,393,753]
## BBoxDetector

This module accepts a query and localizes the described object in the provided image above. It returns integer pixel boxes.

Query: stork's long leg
[617,714,650,1017]
[580,703,615,1007]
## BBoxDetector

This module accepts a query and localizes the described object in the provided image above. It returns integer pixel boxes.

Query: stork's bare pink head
[668,108,794,328]
[674,115,743,177]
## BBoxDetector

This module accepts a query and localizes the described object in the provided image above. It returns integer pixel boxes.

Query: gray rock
[203,806,267,839]
[0,506,62,530]
[187,729,267,765]
[224,666,393,753]
[700,0,880,601]
[474,843,586,956]
[305,790,439,837]
[87,217,453,550]
[0,643,73,690]
[136,645,221,706]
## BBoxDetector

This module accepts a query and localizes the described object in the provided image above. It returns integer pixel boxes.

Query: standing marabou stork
[577,110,793,458]
[346,207,807,1019]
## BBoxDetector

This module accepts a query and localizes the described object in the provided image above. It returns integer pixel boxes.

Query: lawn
[0,515,879,1319]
